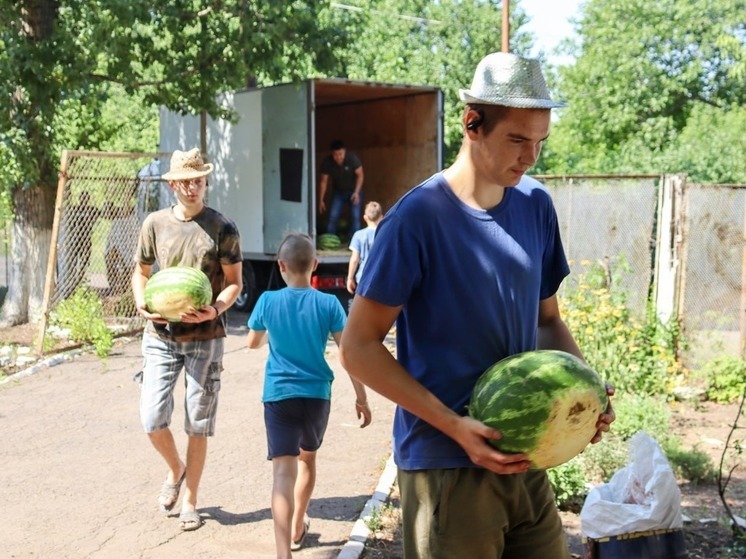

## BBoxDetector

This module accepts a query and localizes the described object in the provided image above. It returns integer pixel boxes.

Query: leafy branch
[718,386,745,539]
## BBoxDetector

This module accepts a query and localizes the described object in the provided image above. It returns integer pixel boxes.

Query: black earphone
[466,108,485,131]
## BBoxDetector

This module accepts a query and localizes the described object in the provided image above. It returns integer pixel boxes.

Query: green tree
[663,104,746,183]
[0,0,337,325]
[319,0,538,164]
[545,0,746,179]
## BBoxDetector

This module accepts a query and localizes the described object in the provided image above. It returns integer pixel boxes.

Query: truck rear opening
[160,78,443,312]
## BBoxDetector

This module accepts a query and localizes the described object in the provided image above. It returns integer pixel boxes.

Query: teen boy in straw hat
[341,52,616,558]
[132,147,243,531]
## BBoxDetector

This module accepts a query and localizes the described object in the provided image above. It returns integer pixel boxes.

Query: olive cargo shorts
[398,467,570,559]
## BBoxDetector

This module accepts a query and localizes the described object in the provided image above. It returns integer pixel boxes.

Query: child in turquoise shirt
[247,233,371,557]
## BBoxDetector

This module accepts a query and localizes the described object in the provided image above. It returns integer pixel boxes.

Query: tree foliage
[0,0,341,322]
[1,0,744,323]
[0,1,340,192]
[544,0,746,182]
[317,0,537,164]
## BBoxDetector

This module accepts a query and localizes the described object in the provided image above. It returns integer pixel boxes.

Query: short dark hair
[277,233,315,273]
[464,104,551,136]
[330,139,345,151]
[364,201,383,221]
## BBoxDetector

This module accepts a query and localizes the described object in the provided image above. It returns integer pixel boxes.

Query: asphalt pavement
[0,310,397,559]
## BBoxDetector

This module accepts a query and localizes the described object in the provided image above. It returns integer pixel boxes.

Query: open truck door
[260,82,312,255]
[161,78,443,313]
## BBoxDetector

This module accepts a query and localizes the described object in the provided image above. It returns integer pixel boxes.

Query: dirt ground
[0,311,397,559]
[1,316,745,558]
[360,400,746,559]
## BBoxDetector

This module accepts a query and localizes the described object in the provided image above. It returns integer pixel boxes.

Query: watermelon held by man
[143,266,213,322]
[468,350,608,470]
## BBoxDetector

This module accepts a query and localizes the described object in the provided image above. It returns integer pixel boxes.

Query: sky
[518,0,583,66]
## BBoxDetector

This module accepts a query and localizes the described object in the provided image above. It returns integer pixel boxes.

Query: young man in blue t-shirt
[340,52,616,558]
[247,233,371,558]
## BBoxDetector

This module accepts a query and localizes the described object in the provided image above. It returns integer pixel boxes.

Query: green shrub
[49,287,113,358]
[662,439,716,484]
[364,502,397,533]
[579,394,673,483]
[560,264,684,396]
[548,460,588,510]
[611,393,672,441]
[578,435,629,483]
[700,356,746,404]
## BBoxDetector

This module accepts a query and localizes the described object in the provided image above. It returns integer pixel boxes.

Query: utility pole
[502,0,510,52]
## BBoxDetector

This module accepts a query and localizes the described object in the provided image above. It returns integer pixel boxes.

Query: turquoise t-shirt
[248,287,346,402]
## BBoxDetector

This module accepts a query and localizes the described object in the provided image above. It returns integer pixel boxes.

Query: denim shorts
[135,333,224,436]
[397,467,570,559]
[263,398,331,459]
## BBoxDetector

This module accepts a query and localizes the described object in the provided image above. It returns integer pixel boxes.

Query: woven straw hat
[459,52,567,109]
[162,148,214,180]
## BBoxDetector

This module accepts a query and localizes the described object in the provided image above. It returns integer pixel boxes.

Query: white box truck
[160,78,443,311]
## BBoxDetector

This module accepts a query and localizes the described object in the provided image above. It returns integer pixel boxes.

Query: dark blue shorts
[264,398,331,459]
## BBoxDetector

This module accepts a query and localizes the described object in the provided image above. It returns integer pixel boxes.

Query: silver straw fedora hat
[459,52,567,109]
[162,148,214,180]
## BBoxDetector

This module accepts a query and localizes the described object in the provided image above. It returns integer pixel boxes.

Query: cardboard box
[583,528,686,559]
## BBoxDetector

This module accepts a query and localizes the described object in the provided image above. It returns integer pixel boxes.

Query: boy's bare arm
[333,330,371,428]
[347,250,360,294]
[247,329,267,348]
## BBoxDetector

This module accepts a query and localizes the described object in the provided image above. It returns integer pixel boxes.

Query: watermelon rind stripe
[144,267,212,321]
[468,350,608,469]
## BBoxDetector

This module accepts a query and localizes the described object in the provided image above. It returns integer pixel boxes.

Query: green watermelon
[468,350,608,469]
[144,267,212,322]
[317,233,341,250]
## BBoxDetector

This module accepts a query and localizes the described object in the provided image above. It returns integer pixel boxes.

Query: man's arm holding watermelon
[132,262,167,324]
[180,261,242,324]
[537,294,616,444]
[340,295,532,475]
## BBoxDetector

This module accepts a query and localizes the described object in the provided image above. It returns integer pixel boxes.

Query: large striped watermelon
[144,267,212,322]
[468,350,608,469]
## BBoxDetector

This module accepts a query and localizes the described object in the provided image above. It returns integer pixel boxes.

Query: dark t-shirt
[136,206,243,342]
[319,152,362,194]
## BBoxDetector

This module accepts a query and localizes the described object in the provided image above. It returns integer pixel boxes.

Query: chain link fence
[540,175,746,368]
[678,183,746,365]
[34,157,746,366]
[541,175,659,317]
[39,150,173,349]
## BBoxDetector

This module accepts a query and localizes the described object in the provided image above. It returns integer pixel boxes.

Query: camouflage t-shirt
[136,206,242,342]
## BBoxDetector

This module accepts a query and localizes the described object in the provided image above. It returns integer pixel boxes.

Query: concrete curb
[337,453,398,559]
[0,336,137,386]
[0,348,86,385]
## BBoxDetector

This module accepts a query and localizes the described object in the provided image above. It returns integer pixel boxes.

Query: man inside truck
[318,139,364,238]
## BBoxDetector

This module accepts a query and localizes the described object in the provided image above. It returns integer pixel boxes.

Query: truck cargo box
[160,78,443,311]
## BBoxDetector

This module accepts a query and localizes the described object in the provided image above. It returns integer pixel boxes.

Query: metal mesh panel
[35,157,746,366]
[45,151,173,335]
[679,184,746,363]
[542,177,659,317]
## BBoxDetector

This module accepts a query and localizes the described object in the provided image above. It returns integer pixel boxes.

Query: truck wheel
[233,261,257,312]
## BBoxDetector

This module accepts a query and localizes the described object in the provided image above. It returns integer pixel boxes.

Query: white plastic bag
[580,431,683,539]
